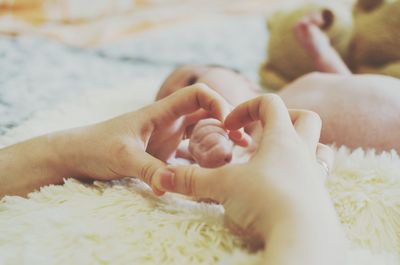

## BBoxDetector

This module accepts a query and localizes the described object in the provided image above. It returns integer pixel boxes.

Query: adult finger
[224,95,294,152]
[156,84,231,124]
[183,109,210,127]
[290,109,322,150]
[152,165,226,201]
[182,109,210,138]
[225,94,292,131]
[228,130,252,147]
[128,148,167,194]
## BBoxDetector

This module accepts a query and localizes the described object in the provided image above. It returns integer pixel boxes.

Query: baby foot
[294,12,332,60]
[293,11,351,74]
[189,118,234,168]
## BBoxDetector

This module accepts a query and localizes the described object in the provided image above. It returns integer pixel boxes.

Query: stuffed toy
[260,0,400,90]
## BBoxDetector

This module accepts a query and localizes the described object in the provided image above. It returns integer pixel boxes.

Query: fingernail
[159,170,175,191]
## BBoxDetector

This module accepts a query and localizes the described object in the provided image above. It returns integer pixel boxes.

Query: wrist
[262,194,345,265]
[48,128,86,178]
[259,179,346,264]
[260,178,337,238]
[0,134,69,197]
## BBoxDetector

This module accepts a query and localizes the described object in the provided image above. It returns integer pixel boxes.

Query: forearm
[0,131,76,197]
[262,191,345,265]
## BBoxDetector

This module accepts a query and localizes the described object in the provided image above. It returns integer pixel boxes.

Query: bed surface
[2,1,399,264]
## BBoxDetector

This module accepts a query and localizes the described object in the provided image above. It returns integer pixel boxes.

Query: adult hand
[157,65,255,164]
[153,95,332,239]
[50,84,230,194]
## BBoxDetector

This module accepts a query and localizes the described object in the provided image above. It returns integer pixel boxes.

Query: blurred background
[0,0,353,134]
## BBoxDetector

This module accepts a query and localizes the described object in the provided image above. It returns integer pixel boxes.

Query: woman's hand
[157,65,255,165]
[0,84,231,197]
[56,84,232,191]
[152,94,344,265]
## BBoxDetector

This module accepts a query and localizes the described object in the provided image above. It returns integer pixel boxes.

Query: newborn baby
[156,15,400,167]
[156,66,256,168]
[157,65,400,169]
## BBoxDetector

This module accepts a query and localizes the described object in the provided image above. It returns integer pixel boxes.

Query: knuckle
[260,93,281,105]
[209,142,228,154]
[266,93,281,102]
[140,161,157,185]
[258,94,283,114]
[196,152,210,166]
[113,140,130,157]
[188,140,198,155]
[184,166,197,196]
[111,140,135,173]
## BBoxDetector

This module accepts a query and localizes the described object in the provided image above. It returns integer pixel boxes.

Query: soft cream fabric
[0,78,399,264]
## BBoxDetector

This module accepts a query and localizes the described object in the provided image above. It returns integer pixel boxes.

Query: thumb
[130,151,166,194]
[152,165,224,201]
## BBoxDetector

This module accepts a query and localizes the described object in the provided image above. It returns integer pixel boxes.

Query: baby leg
[294,12,351,75]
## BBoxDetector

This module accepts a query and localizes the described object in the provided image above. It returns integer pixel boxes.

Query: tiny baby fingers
[189,119,233,168]
[190,141,233,168]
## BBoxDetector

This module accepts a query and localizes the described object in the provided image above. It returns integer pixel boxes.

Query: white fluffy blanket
[0,79,399,264]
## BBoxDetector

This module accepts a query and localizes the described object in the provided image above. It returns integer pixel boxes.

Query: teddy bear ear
[356,0,384,12]
[321,9,335,30]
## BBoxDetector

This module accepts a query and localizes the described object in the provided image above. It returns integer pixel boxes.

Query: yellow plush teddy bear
[260,0,400,90]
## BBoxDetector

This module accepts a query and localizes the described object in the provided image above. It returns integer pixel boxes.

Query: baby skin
[293,11,351,75]
[156,14,400,168]
[157,65,400,168]
[156,66,256,167]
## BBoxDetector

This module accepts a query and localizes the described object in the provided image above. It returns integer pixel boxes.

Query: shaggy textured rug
[0,79,399,264]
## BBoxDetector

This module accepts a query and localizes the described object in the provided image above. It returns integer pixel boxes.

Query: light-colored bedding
[1,1,398,263]
[0,79,399,265]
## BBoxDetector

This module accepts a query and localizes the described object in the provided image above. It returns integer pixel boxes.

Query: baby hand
[189,118,250,168]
